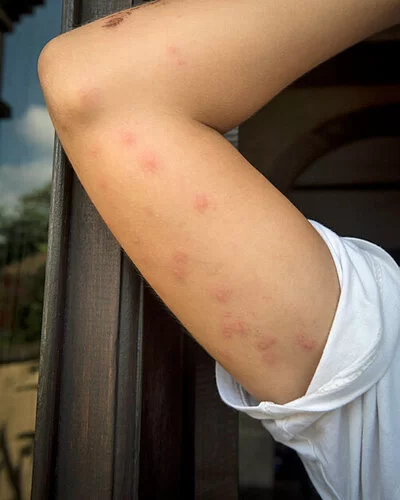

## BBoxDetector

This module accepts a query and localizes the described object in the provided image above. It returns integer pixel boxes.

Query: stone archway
[272,102,400,192]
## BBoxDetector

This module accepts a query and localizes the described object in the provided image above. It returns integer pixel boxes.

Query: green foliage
[12,261,46,343]
[0,183,51,346]
[0,182,51,267]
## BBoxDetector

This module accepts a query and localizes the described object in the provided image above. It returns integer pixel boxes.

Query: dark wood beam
[32,2,239,499]
[0,100,11,118]
[293,42,400,87]
[0,0,45,23]
[31,0,137,499]
[0,6,12,32]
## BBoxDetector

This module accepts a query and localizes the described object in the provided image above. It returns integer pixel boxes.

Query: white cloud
[0,158,52,212]
[0,104,54,213]
[16,104,55,154]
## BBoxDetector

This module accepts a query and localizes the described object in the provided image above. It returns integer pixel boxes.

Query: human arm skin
[38,0,399,405]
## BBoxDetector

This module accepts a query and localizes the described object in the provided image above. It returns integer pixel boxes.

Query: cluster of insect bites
[92,121,318,364]
[93,0,317,364]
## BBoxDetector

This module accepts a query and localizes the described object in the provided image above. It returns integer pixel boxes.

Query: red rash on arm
[256,338,278,351]
[261,350,279,367]
[171,251,189,282]
[137,149,160,174]
[296,333,318,351]
[166,44,187,67]
[38,0,393,405]
[120,130,137,147]
[255,337,279,367]
[193,193,211,214]
[210,286,233,304]
[221,312,248,339]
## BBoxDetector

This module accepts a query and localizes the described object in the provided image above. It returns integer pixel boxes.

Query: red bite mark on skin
[254,337,279,366]
[193,194,211,214]
[120,130,137,147]
[138,150,159,174]
[256,337,279,366]
[167,45,179,56]
[210,286,233,304]
[221,312,248,339]
[261,350,279,366]
[256,337,278,351]
[166,45,187,67]
[296,333,317,352]
[172,251,189,282]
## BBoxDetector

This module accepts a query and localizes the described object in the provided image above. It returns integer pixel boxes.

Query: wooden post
[31,1,239,499]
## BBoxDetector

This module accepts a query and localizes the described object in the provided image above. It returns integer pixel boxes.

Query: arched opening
[239,101,400,499]
[283,106,400,260]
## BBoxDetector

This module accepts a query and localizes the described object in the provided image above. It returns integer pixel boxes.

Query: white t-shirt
[216,219,400,499]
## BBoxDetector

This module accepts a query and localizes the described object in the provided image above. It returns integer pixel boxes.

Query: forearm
[39,0,399,133]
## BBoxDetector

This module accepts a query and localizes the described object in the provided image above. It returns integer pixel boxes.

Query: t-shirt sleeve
[215,219,400,440]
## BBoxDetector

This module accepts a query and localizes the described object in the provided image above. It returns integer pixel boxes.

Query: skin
[38,0,399,404]
[88,1,164,29]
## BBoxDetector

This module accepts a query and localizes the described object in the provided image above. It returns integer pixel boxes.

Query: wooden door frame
[31,2,238,498]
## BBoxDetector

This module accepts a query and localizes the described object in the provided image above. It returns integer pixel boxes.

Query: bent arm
[38,0,399,405]
[39,0,399,132]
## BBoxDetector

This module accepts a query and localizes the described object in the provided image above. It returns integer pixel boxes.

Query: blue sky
[0,0,62,212]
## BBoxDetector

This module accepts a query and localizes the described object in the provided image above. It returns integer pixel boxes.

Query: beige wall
[0,361,38,500]
[240,86,400,249]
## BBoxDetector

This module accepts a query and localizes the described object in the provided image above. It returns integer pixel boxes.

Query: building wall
[240,85,400,250]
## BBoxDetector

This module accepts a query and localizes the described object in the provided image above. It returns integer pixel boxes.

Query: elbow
[38,37,73,112]
[37,38,59,91]
[37,36,107,126]
[38,31,153,131]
